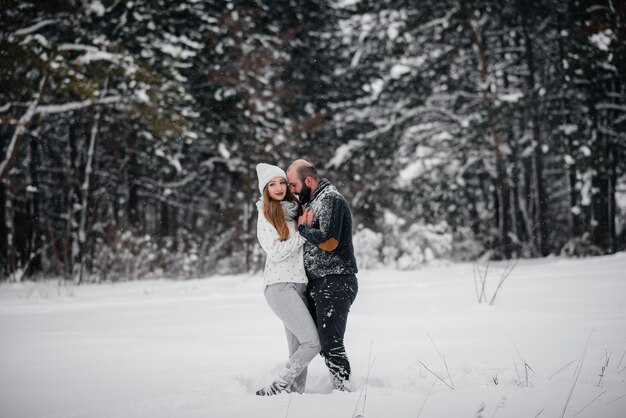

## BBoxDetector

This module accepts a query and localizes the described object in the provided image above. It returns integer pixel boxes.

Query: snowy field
[1,254,625,418]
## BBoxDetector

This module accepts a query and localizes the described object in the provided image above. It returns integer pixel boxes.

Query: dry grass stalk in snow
[596,349,611,387]
[417,335,454,391]
[560,330,595,418]
[473,256,518,305]
[352,340,375,418]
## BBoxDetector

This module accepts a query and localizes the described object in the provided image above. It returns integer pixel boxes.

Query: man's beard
[297,183,312,205]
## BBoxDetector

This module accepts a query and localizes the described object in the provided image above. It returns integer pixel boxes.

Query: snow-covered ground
[1,254,625,418]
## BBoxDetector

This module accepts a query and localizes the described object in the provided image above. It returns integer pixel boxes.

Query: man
[287,159,358,391]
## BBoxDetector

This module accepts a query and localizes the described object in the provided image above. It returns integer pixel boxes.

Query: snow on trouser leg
[278,359,306,388]
[307,274,358,390]
[256,380,290,396]
[264,282,321,391]
[291,366,307,393]
[325,345,352,390]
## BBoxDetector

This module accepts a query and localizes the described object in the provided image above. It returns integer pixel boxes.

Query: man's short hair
[298,165,320,182]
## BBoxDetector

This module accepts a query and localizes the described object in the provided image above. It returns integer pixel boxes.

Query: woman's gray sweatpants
[264,282,321,393]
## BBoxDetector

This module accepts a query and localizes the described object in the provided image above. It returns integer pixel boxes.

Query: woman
[254,163,320,396]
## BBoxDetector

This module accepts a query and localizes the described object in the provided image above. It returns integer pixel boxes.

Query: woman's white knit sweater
[256,202,307,286]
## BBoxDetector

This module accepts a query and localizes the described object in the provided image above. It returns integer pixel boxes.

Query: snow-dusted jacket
[256,200,308,286]
[298,179,358,280]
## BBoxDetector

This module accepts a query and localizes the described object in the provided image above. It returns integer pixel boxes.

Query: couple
[255,159,358,396]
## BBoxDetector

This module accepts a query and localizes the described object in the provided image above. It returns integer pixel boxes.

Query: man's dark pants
[306,274,358,388]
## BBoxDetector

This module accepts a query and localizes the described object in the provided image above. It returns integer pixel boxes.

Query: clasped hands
[297,208,314,227]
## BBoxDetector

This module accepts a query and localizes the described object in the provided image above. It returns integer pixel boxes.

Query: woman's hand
[298,209,314,227]
[305,208,314,226]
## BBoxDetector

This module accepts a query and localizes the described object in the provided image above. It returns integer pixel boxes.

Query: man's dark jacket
[298,179,358,280]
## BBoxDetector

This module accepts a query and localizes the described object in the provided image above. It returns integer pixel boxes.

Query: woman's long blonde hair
[263,184,299,241]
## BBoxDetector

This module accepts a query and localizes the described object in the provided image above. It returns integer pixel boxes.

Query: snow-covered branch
[361,105,465,141]
[133,156,229,191]
[419,9,455,32]
[2,96,121,115]
[14,19,56,36]
[139,174,198,190]
[1,84,120,182]
[0,76,47,181]
[75,51,121,65]
[35,96,121,116]
[58,44,100,52]
[596,103,626,112]
[327,140,365,169]
[598,126,622,138]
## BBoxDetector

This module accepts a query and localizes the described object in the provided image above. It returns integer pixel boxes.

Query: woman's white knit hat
[256,163,287,193]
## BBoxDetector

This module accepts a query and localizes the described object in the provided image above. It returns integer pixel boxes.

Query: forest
[0,0,624,282]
